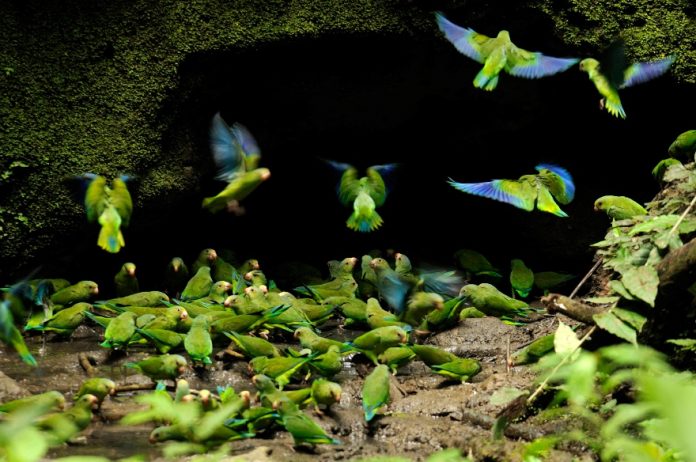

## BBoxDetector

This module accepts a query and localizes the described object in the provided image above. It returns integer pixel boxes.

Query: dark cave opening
[52,30,694,294]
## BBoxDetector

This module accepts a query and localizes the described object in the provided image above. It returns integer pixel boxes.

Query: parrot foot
[313,405,325,417]
[226,200,246,216]
[599,98,605,111]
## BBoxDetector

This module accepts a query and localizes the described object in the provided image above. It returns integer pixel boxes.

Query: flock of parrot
[1,9,695,456]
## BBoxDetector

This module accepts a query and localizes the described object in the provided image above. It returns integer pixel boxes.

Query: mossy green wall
[0,0,692,279]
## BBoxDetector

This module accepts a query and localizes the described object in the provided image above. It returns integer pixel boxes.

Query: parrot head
[579,58,600,74]
[123,262,136,277]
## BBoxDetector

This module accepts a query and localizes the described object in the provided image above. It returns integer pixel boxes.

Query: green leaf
[612,308,647,332]
[563,354,598,407]
[489,387,528,406]
[523,436,561,462]
[629,215,678,235]
[554,321,580,361]
[609,280,635,300]
[654,230,683,251]
[621,266,659,307]
[666,338,696,352]
[593,311,637,345]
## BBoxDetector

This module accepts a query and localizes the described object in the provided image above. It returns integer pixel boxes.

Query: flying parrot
[435,12,578,91]
[325,160,398,233]
[202,113,270,214]
[449,163,575,217]
[579,40,674,119]
[78,173,133,253]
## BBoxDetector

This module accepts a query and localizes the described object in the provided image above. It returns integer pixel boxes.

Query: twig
[115,383,156,393]
[526,325,597,405]
[78,352,97,376]
[568,258,603,299]
[668,194,696,237]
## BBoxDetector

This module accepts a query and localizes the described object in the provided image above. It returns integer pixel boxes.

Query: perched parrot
[165,257,189,298]
[668,130,696,160]
[93,310,138,350]
[510,333,555,366]
[435,12,578,91]
[362,364,391,422]
[594,195,647,220]
[78,173,133,253]
[579,40,674,118]
[180,266,214,301]
[430,358,481,382]
[24,302,91,336]
[0,390,65,413]
[325,160,398,232]
[453,248,501,278]
[104,290,169,307]
[114,262,139,297]
[223,331,280,359]
[294,327,346,354]
[249,355,315,390]
[184,315,213,365]
[449,163,574,217]
[378,346,416,374]
[276,399,340,446]
[75,377,116,407]
[191,248,217,275]
[50,281,99,306]
[202,113,270,214]
[125,353,188,382]
[409,344,458,366]
[509,259,534,298]
[458,283,531,319]
[36,393,98,445]
[308,345,344,377]
[348,325,410,364]
[136,327,186,353]
[309,379,342,415]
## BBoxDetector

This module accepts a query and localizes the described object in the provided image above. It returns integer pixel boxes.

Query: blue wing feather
[508,55,579,79]
[210,112,245,182]
[448,179,532,211]
[434,12,484,63]
[231,123,261,159]
[620,56,674,88]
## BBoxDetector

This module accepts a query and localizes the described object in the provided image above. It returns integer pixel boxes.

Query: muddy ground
[0,313,592,462]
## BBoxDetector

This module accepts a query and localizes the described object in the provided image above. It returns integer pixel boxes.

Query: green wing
[337,166,360,205]
[110,177,133,227]
[84,175,108,222]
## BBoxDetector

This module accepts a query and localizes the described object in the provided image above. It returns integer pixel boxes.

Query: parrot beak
[244,271,253,281]
[252,260,260,270]
[92,286,99,295]
[208,250,218,262]
[293,330,301,339]
[260,285,268,294]
[251,375,259,385]
[369,260,378,269]
[179,309,189,320]
[244,286,253,295]
[240,390,251,404]
[261,170,271,181]
[178,365,187,375]
[350,257,358,265]
[334,391,342,402]
[127,268,136,277]
[148,434,158,444]
[435,301,444,311]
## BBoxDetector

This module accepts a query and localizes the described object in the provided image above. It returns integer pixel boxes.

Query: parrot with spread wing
[435,12,578,91]
[325,160,398,232]
[579,40,674,119]
[78,173,133,253]
[449,163,574,217]
[202,112,270,214]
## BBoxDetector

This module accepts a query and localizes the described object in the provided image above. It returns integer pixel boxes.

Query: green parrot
[435,12,578,91]
[75,377,116,407]
[104,290,169,307]
[126,353,188,382]
[180,266,214,301]
[348,325,410,364]
[668,130,696,159]
[78,173,133,253]
[252,374,294,410]
[24,302,91,336]
[244,269,267,288]
[94,310,138,350]
[202,113,270,214]
[420,297,465,333]
[402,292,444,328]
[308,345,344,377]
[36,393,98,445]
[191,248,218,275]
[276,399,340,446]
[449,164,575,217]
[509,259,534,298]
[409,344,458,366]
[578,40,674,118]
[212,255,239,283]
[430,358,481,382]
[114,262,139,297]
[209,306,286,335]
[325,160,399,232]
[309,378,342,415]
[248,354,315,390]
[594,195,647,220]
[0,390,65,413]
[362,364,391,422]
[51,281,99,306]
[510,333,555,366]
[184,315,213,365]
[326,296,367,325]
[223,331,280,359]
[378,346,416,374]
[652,158,684,183]
[453,248,501,278]
[533,271,575,291]
[458,283,531,319]
[136,327,186,353]
[165,257,189,298]
[293,327,346,354]
[328,257,358,278]
[194,280,231,306]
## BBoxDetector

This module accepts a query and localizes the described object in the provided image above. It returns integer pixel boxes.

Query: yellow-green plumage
[594,195,647,220]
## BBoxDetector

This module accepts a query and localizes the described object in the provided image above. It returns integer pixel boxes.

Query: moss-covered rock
[0,0,692,280]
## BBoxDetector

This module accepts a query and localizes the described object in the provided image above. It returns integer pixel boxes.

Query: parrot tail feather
[604,97,626,119]
[473,70,498,91]
[347,210,383,233]
[98,224,124,253]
